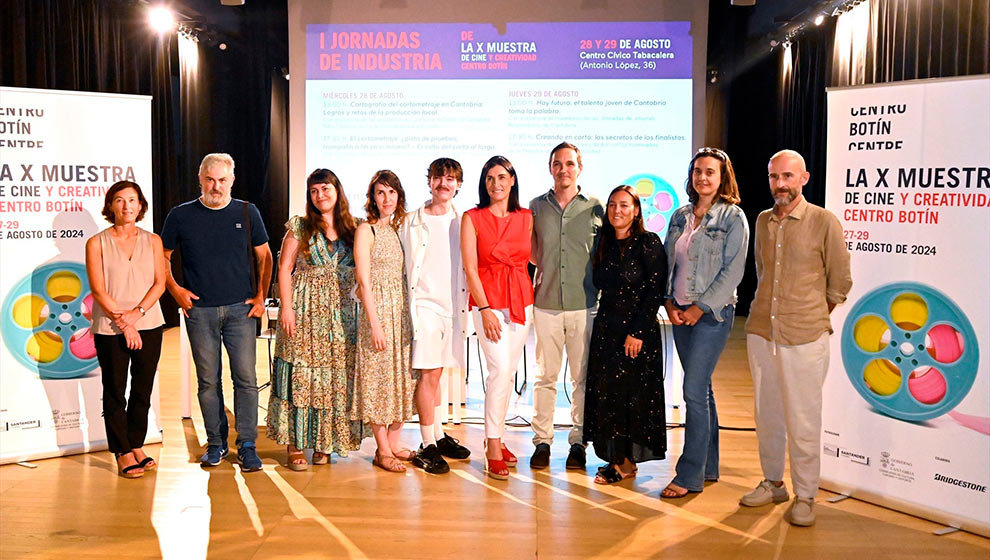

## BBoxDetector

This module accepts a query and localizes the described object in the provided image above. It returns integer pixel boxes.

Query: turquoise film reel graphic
[0,261,98,379]
[623,173,679,239]
[841,282,980,422]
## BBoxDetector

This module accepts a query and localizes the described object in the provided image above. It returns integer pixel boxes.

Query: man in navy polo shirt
[162,153,273,471]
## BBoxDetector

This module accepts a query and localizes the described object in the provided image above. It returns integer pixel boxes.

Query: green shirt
[530,188,604,310]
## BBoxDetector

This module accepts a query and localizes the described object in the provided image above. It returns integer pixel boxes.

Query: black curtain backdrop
[778,18,837,207]
[268,66,290,270]
[1,0,289,325]
[865,0,989,82]
[1,0,180,234]
[713,0,989,315]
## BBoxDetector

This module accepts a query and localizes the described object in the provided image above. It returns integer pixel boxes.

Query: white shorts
[412,306,461,370]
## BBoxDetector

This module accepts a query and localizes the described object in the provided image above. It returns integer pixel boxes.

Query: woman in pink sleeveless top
[85,181,166,479]
[461,156,534,480]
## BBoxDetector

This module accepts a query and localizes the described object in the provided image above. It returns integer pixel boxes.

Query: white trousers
[474,306,532,439]
[531,306,594,446]
[746,332,830,500]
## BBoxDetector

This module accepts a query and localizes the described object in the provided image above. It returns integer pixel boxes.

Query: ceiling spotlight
[814,14,825,26]
[219,42,228,51]
[148,6,176,34]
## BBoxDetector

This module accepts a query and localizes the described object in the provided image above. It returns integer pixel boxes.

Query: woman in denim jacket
[660,147,749,498]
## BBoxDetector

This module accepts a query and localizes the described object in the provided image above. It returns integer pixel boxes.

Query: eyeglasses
[696,147,728,160]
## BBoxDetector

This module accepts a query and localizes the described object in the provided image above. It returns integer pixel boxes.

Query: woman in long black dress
[583,185,668,484]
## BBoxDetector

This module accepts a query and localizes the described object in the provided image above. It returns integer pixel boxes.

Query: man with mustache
[529,142,604,471]
[740,149,852,526]
[161,153,273,472]
[400,157,472,474]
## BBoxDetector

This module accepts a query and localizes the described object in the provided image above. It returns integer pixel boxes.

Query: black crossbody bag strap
[242,201,258,294]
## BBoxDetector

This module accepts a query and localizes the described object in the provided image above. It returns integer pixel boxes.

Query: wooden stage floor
[1,323,987,559]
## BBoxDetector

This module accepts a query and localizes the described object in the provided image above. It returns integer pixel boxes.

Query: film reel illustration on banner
[843,282,981,424]
[623,173,679,238]
[1,261,99,379]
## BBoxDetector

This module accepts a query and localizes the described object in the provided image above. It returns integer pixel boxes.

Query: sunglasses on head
[696,147,728,160]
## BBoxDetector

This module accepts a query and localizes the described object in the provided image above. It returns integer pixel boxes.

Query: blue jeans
[670,304,734,491]
[185,302,258,448]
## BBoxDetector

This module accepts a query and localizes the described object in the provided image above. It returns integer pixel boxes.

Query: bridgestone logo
[934,473,987,493]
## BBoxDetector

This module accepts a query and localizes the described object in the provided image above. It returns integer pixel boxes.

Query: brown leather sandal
[393,448,416,461]
[286,447,309,471]
[373,452,406,473]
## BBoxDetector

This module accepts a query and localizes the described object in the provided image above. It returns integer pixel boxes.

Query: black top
[161,198,268,307]
[593,232,668,338]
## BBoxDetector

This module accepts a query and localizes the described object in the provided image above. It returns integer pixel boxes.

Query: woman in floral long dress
[267,168,366,470]
[352,169,416,473]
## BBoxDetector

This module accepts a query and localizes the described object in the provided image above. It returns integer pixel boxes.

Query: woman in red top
[461,155,534,480]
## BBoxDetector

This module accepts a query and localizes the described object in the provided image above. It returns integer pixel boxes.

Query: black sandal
[137,456,157,471]
[115,454,144,479]
[594,464,636,485]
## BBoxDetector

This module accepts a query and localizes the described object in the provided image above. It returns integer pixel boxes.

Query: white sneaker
[784,497,816,526]
[739,479,789,507]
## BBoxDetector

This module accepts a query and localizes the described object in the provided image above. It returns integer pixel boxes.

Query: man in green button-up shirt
[528,142,605,471]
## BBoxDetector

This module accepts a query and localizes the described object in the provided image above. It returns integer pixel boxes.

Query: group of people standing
[85,143,849,528]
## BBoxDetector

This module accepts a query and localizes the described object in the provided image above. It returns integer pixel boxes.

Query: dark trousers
[94,327,164,454]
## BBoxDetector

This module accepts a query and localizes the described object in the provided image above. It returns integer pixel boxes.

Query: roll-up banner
[823,75,990,536]
[0,87,160,464]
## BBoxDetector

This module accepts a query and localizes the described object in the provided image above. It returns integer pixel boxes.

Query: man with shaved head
[740,149,851,526]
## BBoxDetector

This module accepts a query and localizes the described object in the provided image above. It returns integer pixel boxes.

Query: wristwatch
[138,306,147,316]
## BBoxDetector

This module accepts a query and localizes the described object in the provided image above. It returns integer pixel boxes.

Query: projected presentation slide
[305,21,692,236]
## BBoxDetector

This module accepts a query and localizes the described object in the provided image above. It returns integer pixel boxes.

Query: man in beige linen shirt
[740,149,852,527]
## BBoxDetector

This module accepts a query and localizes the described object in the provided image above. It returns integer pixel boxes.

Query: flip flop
[660,483,693,499]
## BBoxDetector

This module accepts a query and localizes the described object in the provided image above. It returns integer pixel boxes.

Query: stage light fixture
[219,42,228,51]
[814,14,825,25]
[148,6,176,34]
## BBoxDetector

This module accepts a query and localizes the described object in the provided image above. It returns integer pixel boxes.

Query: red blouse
[466,207,534,325]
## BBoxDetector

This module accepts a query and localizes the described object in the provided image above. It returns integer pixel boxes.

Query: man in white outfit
[400,158,472,474]
[741,149,852,526]
[529,142,604,470]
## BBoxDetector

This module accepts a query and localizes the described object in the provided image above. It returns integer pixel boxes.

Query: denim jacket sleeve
[695,206,749,317]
